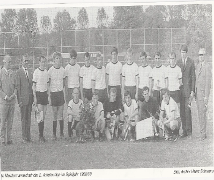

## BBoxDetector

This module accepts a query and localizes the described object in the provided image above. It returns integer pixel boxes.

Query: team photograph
[0,2,213,173]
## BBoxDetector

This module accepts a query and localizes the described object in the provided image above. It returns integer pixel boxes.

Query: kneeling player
[103,88,124,141]
[123,90,139,141]
[160,88,181,141]
[90,91,105,141]
[67,88,84,143]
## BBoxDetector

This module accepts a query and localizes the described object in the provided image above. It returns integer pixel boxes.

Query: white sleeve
[62,67,66,79]
[64,66,68,77]
[32,69,37,83]
[79,67,84,78]
[135,64,139,76]
[91,68,96,81]
[178,67,182,79]
[122,65,126,77]
[106,63,109,75]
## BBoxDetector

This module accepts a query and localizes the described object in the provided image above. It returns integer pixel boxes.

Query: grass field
[1,87,213,171]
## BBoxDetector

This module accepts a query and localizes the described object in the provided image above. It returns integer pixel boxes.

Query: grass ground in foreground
[1,94,213,171]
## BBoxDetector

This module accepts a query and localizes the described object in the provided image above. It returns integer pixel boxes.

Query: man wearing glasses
[195,48,211,140]
[65,49,80,103]
[177,44,196,138]
[16,55,34,143]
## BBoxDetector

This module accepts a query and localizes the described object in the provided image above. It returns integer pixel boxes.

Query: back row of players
[33,47,183,142]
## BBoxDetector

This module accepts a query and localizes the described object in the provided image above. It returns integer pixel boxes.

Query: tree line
[0,4,212,58]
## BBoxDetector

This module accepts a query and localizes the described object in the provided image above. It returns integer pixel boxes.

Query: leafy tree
[96,7,109,28]
[166,5,186,28]
[53,10,76,31]
[144,5,167,28]
[113,6,144,29]
[0,9,17,32]
[40,15,52,34]
[185,4,212,56]
[77,7,89,29]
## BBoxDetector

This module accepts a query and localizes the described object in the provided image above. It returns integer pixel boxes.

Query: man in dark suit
[177,45,196,138]
[195,48,211,140]
[16,55,34,143]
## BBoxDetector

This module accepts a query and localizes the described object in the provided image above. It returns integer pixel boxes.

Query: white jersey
[33,68,49,92]
[122,62,139,86]
[65,63,80,88]
[106,61,122,86]
[161,97,180,120]
[48,66,65,92]
[80,65,95,89]
[165,65,182,91]
[68,99,83,120]
[150,65,166,90]
[123,99,138,120]
[92,66,106,90]
[138,65,152,89]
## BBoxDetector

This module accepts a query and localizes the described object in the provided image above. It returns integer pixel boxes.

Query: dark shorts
[96,88,107,104]
[83,88,92,101]
[66,87,80,103]
[50,91,65,106]
[108,85,121,102]
[170,90,180,103]
[138,88,145,102]
[125,86,136,99]
[153,90,162,105]
[36,91,48,105]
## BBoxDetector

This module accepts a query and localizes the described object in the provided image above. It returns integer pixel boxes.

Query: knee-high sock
[53,121,57,136]
[59,120,64,135]
[68,122,72,137]
[38,122,42,137]
[41,121,44,137]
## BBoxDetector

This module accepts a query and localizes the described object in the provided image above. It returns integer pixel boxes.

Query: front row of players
[65,86,180,143]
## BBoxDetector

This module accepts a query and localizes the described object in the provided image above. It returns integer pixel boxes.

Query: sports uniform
[165,65,182,103]
[138,65,152,102]
[80,65,95,101]
[150,65,166,105]
[91,66,107,104]
[106,61,122,101]
[65,63,80,103]
[122,62,139,99]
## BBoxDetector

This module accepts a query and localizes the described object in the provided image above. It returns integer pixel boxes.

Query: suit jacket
[177,57,196,98]
[16,67,33,106]
[195,61,211,101]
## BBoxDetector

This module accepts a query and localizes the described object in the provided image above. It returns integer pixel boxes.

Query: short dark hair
[53,52,62,59]
[124,90,131,97]
[142,86,149,93]
[84,52,90,58]
[140,51,147,58]
[169,52,176,58]
[155,52,161,57]
[161,88,170,96]
[180,44,188,52]
[39,56,46,62]
[111,47,118,55]
[70,49,77,58]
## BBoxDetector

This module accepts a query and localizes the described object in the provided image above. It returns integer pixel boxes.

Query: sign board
[136,117,153,140]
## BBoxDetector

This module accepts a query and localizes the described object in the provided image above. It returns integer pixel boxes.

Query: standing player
[48,52,66,140]
[138,51,152,102]
[150,52,166,105]
[32,56,49,143]
[80,52,95,102]
[91,54,107,104]
[122,48,139,101]
[65,49,80,103]
[177,45,195,138]
[106,47,122,102]
[165,52,182,111]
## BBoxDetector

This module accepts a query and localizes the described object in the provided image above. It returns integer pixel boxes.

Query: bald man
[0,55,17,145]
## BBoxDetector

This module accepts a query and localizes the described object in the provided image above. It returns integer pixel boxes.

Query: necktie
[25,69,28,78]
